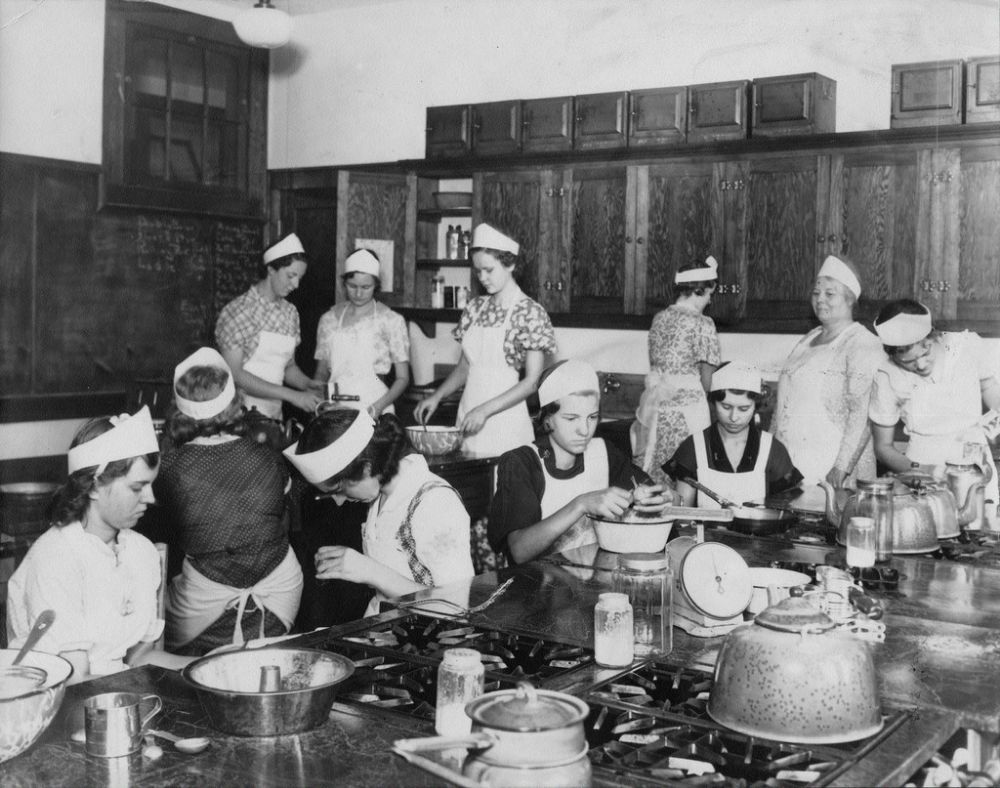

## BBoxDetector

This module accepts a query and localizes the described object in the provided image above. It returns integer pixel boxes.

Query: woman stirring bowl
[668,362,802,508]
[870,299,1000,506]
[414,223,556,455]
[632,256,721,484]
[489,360,673,565]
[6,407,190,677]
[285,409,474,616]
[772,255,884,488]
[313,248,410,417]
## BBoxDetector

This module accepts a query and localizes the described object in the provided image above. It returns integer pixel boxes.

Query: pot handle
[393,735,494,788]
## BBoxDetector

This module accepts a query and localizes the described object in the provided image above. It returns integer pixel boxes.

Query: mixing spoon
[12,609,56,666]
[147,729,212,754]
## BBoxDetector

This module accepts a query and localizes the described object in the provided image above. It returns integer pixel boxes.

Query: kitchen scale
[666,537,752,637]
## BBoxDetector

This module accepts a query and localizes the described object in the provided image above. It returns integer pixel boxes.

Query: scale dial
[680,542,752,619]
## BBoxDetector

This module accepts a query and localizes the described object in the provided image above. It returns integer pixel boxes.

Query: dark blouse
[488,435,650,557]
[664,423,803,494]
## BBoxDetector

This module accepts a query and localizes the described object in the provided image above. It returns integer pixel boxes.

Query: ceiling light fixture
[232,0,292,49]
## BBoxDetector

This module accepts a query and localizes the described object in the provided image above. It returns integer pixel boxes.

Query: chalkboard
[0,157,263,395]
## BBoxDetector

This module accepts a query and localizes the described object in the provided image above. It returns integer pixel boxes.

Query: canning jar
[613,553,673,657]
[845,516,876,568]
[855,479,894,563]
[594,592,633,668]
[435,648,484,735]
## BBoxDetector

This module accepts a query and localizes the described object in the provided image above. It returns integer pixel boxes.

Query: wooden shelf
[417,207,472,219]
[417,258,470,268]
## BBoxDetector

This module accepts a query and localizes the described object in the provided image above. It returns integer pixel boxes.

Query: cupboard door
[425,105,471,158]
[521,97,574,153]
[565,165,628,313]
[472,101,521,156]
[573,92,628,151]
[743,156,824,322]
[475,169,559,308]
[0,159,35,392]
[628,87,687,147]
[336,170,415,309]
[827,150,920,322]
[955,145,1000,324]
[635,161,727,317]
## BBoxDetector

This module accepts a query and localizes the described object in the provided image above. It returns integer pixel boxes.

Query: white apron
[540,438,610,556]
[633,370,710,472]
[693,430,771,508]
[457,299,533,455]
[326,308,392,413]
[242,330,296,419]
[165,546,303,650]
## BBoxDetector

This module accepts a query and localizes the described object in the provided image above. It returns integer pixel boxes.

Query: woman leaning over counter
[414,223,556,455]
[668,362,802,508]
[772,255,885,488]
[870,299,1000,505]
[313,248,410,417]
[156,348,302,656]
[632,256,721,484]
[6,407,190,677]
[489,360,673,565]
[285,409,474,616]
[215,233,323,423]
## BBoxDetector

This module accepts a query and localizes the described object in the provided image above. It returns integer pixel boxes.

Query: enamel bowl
[0,649,73,763]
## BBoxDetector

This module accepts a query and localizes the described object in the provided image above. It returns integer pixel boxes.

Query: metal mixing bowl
[182,647,355,737]
[406,425,463,455]
[0,649,73,763]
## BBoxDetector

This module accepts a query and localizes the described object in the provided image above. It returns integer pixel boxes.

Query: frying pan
[680,477,797,535]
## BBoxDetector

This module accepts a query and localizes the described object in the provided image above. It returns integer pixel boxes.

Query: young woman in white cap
[152,348,302,656]
[285,410,474,616]
[313,248,410,417]
[489,360,673,565]
[414,223,556,455]
[215,232,323,424]
[632,257,721,484]
[6,407,190,676]
[668,362,802,508]
[870,299,1000,504]
[773,255,885,488]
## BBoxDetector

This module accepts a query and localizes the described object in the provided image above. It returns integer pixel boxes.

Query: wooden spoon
[13,609,55,666]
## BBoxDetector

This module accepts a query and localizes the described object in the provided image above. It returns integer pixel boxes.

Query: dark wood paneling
[958,148,1000,326]
[569,167,626,313]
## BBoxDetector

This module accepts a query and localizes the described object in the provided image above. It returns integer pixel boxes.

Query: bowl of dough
[406,425,463,455]
[590,511,676,553]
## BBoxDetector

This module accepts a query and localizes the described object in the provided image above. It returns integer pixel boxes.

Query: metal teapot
[945,451,992,531]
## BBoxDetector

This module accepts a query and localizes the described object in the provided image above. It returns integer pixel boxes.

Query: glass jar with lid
[435,647,484,735]
[854,479,894,563]
[613,553,673,657]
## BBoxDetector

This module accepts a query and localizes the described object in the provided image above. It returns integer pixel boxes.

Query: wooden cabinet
[628,86,687,147]
[890,60,964,129]
[965,57,1000,124]
[751,73,836,138]
[573,92,629,151]
[521,97,574,153]
[472,101,521,156]
[687,80,750,143]
[425,105,471,158]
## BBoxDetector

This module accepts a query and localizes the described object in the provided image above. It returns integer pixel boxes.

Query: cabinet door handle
[625,236,633,243]
[555,280,564,292]
[817,234,826,244]
[636,237,644,245]
[543,280,552,291]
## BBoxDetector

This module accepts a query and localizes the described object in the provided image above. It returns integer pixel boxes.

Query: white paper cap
[263,233,305,265]
[284,411,375,485]
[67,406,160,474]
[817,255,861,298]
[173,347,236,421]
[471,223,519,255]
[344,249,381,279]
[538,360,600,406]
[675,255,719,284]
[711,361,762,394]
[874,307,933,347]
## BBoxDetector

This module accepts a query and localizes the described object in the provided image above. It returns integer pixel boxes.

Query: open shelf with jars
[416,177,474,309]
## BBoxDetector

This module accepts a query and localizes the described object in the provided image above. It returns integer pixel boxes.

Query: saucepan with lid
[681,477,797,535]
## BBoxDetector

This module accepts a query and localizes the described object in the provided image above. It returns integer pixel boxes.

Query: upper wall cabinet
[573,92,629,151]
[628,86,688,148]
[426,105,472,159]
[520,97,575,154]
[472,101,521,156]
[102,0,267,217]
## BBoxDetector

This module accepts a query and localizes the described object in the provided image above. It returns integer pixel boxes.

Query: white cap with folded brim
[817,255,861,298]
[263,233,305,265]
[675,255,719,284]
[344,249,381,279]
[538,360,600,406]
[173,347,236,421]
[284,411,375,485]
[472,223,519,255]
[874,308,933,347]
[67,406,160,475]
[711,361,762,394]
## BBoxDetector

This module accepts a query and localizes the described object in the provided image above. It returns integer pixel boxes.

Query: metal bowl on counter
[0,649,73,763]
[590,512,675,553]
[406,425,463,455]
[181,647,354,737]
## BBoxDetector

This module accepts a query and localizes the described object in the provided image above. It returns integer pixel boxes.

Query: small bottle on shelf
[446,225,460,260]
[459,230,471,259]
[431,275,445,309]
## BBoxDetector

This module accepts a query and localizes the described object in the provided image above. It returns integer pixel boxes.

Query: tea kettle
[945,448,993,531]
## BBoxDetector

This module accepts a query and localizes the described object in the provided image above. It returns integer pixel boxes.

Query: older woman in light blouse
[772,256,885,488]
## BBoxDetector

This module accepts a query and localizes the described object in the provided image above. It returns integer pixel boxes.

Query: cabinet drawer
[687,80,750,143]
[628,86,687,147]
[751,72,836,137]
[890,60,963,128]
[426,104,472,158]
[522,96,574,153]
[966,56,1000,124]
[573,91,628,151]
[472,100,521,156]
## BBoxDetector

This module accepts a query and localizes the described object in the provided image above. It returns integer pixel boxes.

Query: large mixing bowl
[182,647,354,737]
[406,425,463,455]
[590,513,674,553]
[0,649,73,763]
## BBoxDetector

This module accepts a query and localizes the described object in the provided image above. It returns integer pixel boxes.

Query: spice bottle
[460,230,471,259]
[594,592,633,668]
[431,275,445,309]
[435,648,484,736]
[446,225,460,260]
[456,286,469,310]
[614,553,673,657]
